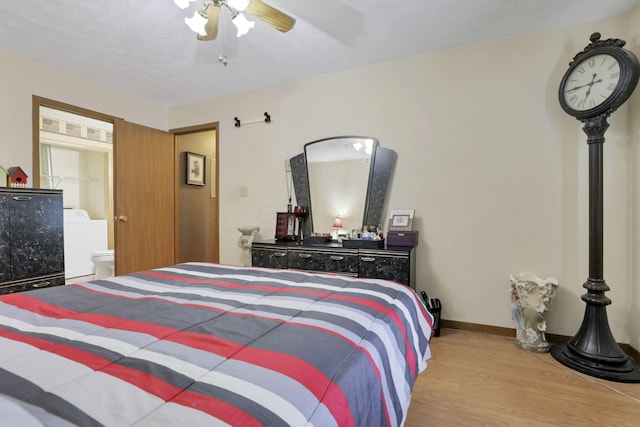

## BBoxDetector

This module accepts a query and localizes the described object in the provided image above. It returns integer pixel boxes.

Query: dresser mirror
[305,136,377,235]
[290,136,396,238]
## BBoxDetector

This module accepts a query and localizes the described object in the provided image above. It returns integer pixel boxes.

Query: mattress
[0,262,433,426]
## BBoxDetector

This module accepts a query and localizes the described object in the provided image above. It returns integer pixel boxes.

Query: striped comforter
[0,263,433,426]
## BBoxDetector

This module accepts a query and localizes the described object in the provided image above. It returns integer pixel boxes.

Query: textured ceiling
[1,0,639,107]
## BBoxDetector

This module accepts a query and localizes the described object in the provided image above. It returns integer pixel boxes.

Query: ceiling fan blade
[197,4,220,41]
[245,0,295,33]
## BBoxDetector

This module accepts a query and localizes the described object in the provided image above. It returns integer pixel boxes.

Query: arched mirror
[305,136,376,234]
[290,136,396,238]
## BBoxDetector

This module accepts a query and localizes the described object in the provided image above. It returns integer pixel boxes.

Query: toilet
[91,250,115,279]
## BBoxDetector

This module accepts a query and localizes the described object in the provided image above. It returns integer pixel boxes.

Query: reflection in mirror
[304,136,377,235]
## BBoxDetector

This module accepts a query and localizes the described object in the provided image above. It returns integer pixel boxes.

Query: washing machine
[63,209,108,279]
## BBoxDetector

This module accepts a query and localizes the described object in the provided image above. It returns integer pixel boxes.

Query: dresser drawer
[0,273,65,295]
[359,251,411,286]
[287,248,358,275]
[251,246,288,269]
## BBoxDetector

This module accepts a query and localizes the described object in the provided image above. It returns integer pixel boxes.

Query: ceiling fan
[173,0,296,40]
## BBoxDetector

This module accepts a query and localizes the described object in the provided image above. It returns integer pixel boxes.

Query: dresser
[0,188,65,294]
[251,240,416,288]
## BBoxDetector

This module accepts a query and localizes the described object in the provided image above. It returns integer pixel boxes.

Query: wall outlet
[284,159,291,172]
[239,186,248,197]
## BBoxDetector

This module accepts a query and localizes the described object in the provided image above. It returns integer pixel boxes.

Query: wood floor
[405,328,640,426]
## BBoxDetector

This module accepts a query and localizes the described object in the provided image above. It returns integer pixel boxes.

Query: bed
[0,262,433,426]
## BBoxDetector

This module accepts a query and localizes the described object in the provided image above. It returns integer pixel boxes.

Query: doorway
[174,125,219,264]
[37,106,113,280]
[33,96,177,279]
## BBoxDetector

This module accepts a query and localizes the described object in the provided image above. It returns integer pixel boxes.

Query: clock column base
[551,344,640,383]
[550,302,640,383]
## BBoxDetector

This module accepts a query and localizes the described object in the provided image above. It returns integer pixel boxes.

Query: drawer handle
[31,281,51,288]
[12,196,32,201]
[298,254,312,259]
[361,257,376,262]
[273,252,287,257]
[330,256,345,261]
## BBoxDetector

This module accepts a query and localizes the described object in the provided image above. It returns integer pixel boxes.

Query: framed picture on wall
[186,152,206,186]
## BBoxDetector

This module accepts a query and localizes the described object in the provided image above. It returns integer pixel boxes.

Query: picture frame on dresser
[388,209,414,231]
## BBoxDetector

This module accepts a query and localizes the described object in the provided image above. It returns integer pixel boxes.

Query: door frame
[170,122,220,263]
[32,96,118,188]
[32,96,117,250]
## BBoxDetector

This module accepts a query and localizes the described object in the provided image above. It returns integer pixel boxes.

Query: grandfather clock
[551,33,640,382]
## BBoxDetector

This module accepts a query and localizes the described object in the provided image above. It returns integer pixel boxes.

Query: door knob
[117,215,128,222]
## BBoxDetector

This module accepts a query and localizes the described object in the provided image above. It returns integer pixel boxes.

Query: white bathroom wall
[50,146,81,208]
[81,150,110,220]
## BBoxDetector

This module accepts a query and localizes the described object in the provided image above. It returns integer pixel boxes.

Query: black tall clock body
[551,33,640,382]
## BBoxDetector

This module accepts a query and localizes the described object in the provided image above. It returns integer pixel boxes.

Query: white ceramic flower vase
[509,272,558,352]
[237,226,260,267]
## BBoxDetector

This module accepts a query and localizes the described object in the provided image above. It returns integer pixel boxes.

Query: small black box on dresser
[0,187,65,294]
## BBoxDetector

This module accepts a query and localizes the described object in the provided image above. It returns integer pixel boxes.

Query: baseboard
[440,319,640,362]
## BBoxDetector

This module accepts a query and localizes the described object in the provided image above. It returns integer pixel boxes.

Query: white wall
[627,7,640,351]
[169,13,640,344]
[0,50,168,180]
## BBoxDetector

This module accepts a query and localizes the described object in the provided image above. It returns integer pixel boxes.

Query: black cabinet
[0,188,65,294]
[252,241,415,288]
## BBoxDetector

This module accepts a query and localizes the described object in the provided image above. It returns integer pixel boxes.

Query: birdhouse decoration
[7,166,28,188]
[0,166,7,187]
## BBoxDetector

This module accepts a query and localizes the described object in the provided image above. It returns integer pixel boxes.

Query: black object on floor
[420,291,441,337]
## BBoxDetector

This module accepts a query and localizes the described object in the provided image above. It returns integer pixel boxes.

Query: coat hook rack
[233,112,272,128]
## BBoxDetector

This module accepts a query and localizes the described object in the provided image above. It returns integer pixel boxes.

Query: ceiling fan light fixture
[231,12,255,37]
[173,0,196,9]
[185,9,209,36]
[226,0,250,12]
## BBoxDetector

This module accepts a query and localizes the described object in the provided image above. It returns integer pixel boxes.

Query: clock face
[562,53,620,112]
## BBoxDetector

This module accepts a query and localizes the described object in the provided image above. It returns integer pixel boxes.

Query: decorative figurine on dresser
[252,136,418,289]
[0,187,65,294]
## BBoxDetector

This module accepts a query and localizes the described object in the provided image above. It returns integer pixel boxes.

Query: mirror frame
[290,136,396,236]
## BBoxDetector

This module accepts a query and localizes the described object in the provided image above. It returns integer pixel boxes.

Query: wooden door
[114,119,175,275]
